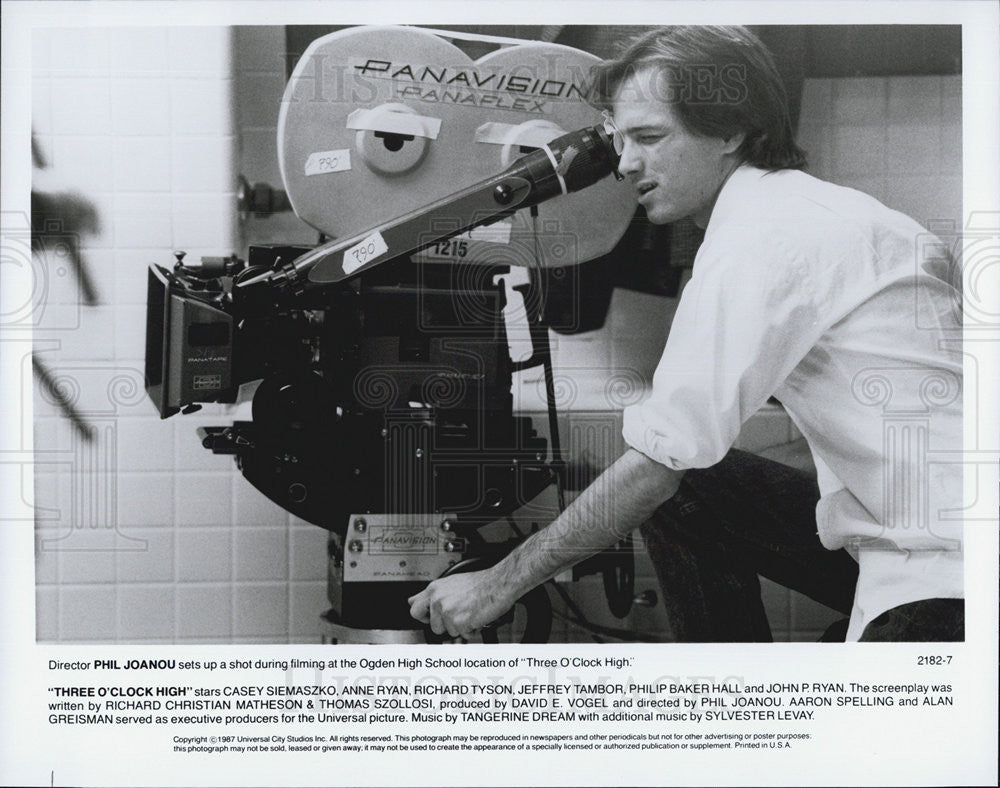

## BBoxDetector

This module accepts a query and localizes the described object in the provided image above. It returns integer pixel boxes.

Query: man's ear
[721,131,746,155]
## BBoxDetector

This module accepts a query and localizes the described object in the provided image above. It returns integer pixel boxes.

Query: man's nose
[617,138,641,177]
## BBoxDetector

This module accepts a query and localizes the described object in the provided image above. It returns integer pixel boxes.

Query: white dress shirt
[622,165,963,640]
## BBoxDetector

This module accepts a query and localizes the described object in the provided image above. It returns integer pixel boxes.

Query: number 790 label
[343,231,389,275]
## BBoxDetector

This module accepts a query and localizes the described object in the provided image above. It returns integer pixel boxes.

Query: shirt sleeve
[622,226,828,470]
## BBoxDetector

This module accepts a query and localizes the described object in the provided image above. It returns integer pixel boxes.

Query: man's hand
[408,568,516,639]
[409,450,681,638]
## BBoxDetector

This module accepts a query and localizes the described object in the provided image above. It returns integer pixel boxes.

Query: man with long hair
[409,26,963,643]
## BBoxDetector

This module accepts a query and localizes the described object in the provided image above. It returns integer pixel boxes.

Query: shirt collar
[704,163,770,232]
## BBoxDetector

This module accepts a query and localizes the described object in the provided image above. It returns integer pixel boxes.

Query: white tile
[57,530,118,584]
[108,28,170,76]
[33,361,145,417]
[47,28,111,78]
[832,77,886,125]
[104,361,156,417]
[233,481,289,528]
[75,465,130,531]
[234,528,288,581]
[34,473,71,530]
[797,78,832,126]
[118,584,176,639]
[50,79,113,136]
[116,528,174,582]
[31,303,81,343]
[48,306,116,361]
[170,135,235,192]
[831,125,886,177]
[32,29,53,75]
[51,135,114,192]
[176,528,232,582]
[290,528,328,581]
[175,473,233,526]
[233,584,288,637]
[32,79,52,135]
[76,247,117,308]
[60,585,117,640]
[114,250,162,305]
[289,582,328,638]
[113,305,147,361]
[176,585,233,638]
[112,192,173,249]
[885,175,962,229]
[170,193,237,250]
[887,123,941,176]
[116,417,176,472]
[933,177,963,230]
[113,135,172,192]
[941,76,961,121]
[37,246,112,308]
[36,586,60,641]
[796,123,832,180]
[939,123,962,175]
[170,79,233,135]
[116,472,175,528]
[35,527,62,584]
[887,76,941,124]
[111,78,172,136]
[167,28,233,78]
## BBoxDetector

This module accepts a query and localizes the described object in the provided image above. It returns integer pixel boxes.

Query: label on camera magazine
[304,149,352,176]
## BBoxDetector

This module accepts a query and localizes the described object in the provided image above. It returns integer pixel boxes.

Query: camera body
[145,25,641,642]
[147,246,555,633]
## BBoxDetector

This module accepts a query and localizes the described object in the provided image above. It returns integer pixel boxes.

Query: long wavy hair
[589,26,807,171]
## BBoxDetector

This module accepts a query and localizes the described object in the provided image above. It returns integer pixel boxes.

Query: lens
[601,111,625,155]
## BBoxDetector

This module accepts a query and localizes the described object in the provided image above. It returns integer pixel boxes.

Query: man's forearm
[489,448,683,601]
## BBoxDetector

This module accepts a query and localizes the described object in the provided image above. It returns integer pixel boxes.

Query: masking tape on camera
[474,121,561,148]
[304,149,352,176]
[343,231,389,275]
[346,108,442,139]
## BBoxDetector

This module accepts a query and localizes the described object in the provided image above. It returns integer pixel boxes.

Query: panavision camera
[145,26,646,644]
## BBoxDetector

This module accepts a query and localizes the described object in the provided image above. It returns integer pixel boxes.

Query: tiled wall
[797,75,962,230]
[31,26,333,645]
[34,26,962,645]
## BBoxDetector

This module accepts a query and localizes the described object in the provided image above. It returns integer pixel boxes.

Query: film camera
[145,26,642,643]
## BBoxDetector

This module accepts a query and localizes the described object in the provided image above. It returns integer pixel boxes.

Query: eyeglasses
[601,110,625,156]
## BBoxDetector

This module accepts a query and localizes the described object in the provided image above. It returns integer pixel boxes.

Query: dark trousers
[640,449,964,642]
